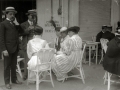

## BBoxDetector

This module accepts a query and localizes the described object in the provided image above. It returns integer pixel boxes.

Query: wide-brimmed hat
[26,9,37,15]
[60,27,67,32]
[67,26,80,33]
[2,7,17,14]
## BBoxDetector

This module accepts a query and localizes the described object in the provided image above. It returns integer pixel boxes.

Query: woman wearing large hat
[52,26,83,81]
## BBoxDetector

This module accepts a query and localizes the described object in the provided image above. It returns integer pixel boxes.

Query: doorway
[0,0,36,23]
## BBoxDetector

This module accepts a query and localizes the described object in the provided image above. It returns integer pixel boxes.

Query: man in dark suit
[20,10,37,80]
[0,7,22,89]
[102,26,115,41]
[54,27,62,51]
[96,25,107,51]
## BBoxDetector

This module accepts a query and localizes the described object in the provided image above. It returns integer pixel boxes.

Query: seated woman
[52,26,82,81]
[27,26,49,79]
[103,27,120,75]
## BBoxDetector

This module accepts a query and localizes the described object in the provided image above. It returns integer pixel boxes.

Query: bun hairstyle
[34,26,43,35]
[55,27,61,32]
[67,26,80,34]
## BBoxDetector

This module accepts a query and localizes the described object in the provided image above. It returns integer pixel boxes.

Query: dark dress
[103,36,120,75]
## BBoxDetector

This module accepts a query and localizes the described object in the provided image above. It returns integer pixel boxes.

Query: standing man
[54,27,62,51]
[20,9,37,80]
[96,25,107,51]
[0,7,22,89]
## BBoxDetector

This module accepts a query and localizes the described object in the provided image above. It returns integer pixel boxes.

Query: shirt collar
[6,18,11,21]
[28,20,33,25]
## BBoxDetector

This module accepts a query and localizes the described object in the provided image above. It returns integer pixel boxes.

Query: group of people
[0,7,83,89]
[1,6,120,90]
[96,22,120,77]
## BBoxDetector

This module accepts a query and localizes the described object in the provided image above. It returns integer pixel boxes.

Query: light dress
[52,34,82,81]
[27,36,49,79]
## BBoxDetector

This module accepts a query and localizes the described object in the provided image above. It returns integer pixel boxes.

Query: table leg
[96,44,98,64]
[89,45,91,66]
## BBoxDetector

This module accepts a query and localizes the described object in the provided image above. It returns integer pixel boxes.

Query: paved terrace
[0,59,119,90]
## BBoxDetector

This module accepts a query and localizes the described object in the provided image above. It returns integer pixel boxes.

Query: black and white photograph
[0,0,120,90]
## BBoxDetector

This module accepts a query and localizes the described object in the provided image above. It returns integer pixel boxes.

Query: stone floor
[0,59,120,90]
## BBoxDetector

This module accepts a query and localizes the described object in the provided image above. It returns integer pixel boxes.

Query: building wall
[37,0,111,42]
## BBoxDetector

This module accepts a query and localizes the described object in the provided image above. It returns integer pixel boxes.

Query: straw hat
[67,26,80,33]
[3,7,17,14]
[60,27,67,32]
[26,9,37,15]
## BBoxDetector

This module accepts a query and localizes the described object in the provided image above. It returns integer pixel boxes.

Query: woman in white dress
[52,26,82,81]
[27,26,49,79]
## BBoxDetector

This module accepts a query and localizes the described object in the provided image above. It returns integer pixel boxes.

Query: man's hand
[28,25,34,31]
[13,18,19,25]
[2,50,9,56]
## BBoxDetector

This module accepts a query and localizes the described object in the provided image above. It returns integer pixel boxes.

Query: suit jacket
[103,36,120,75]
[20,21,30,51]
[21,21,42,51]
[96,31,104,42]
[0,19,19,53]
[102,31,115,41]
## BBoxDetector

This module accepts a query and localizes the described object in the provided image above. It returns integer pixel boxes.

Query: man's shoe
[5,84,11,89]
[12,80,22,84]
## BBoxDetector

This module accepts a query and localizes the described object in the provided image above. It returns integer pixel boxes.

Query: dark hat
[2,7,17,14]
[102,25,107,29]
[67,26,80,33]
[55,27,61,31]
[117,21,120,27]
[26,9,37,15]
[34,26,43,35]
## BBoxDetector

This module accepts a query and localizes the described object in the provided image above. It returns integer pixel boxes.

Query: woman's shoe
[57,78,65,82]
[23,76,27,81]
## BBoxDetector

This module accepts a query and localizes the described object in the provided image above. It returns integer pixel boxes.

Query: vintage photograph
[0,0,120,90]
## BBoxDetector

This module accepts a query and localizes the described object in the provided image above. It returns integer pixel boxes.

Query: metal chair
[27,48,55,90]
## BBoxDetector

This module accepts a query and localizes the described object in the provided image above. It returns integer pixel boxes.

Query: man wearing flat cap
[20,9,40,80]
[0,7,22,89]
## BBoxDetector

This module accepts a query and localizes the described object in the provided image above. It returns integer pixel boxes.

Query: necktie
[10,21,15,26]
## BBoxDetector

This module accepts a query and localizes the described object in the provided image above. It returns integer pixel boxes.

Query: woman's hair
[55,27,61,32]
[67,26,80,34]
[34,26,43,35]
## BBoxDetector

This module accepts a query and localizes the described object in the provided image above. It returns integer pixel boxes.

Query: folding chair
[64,43,86,84]
[27,48,55,90]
